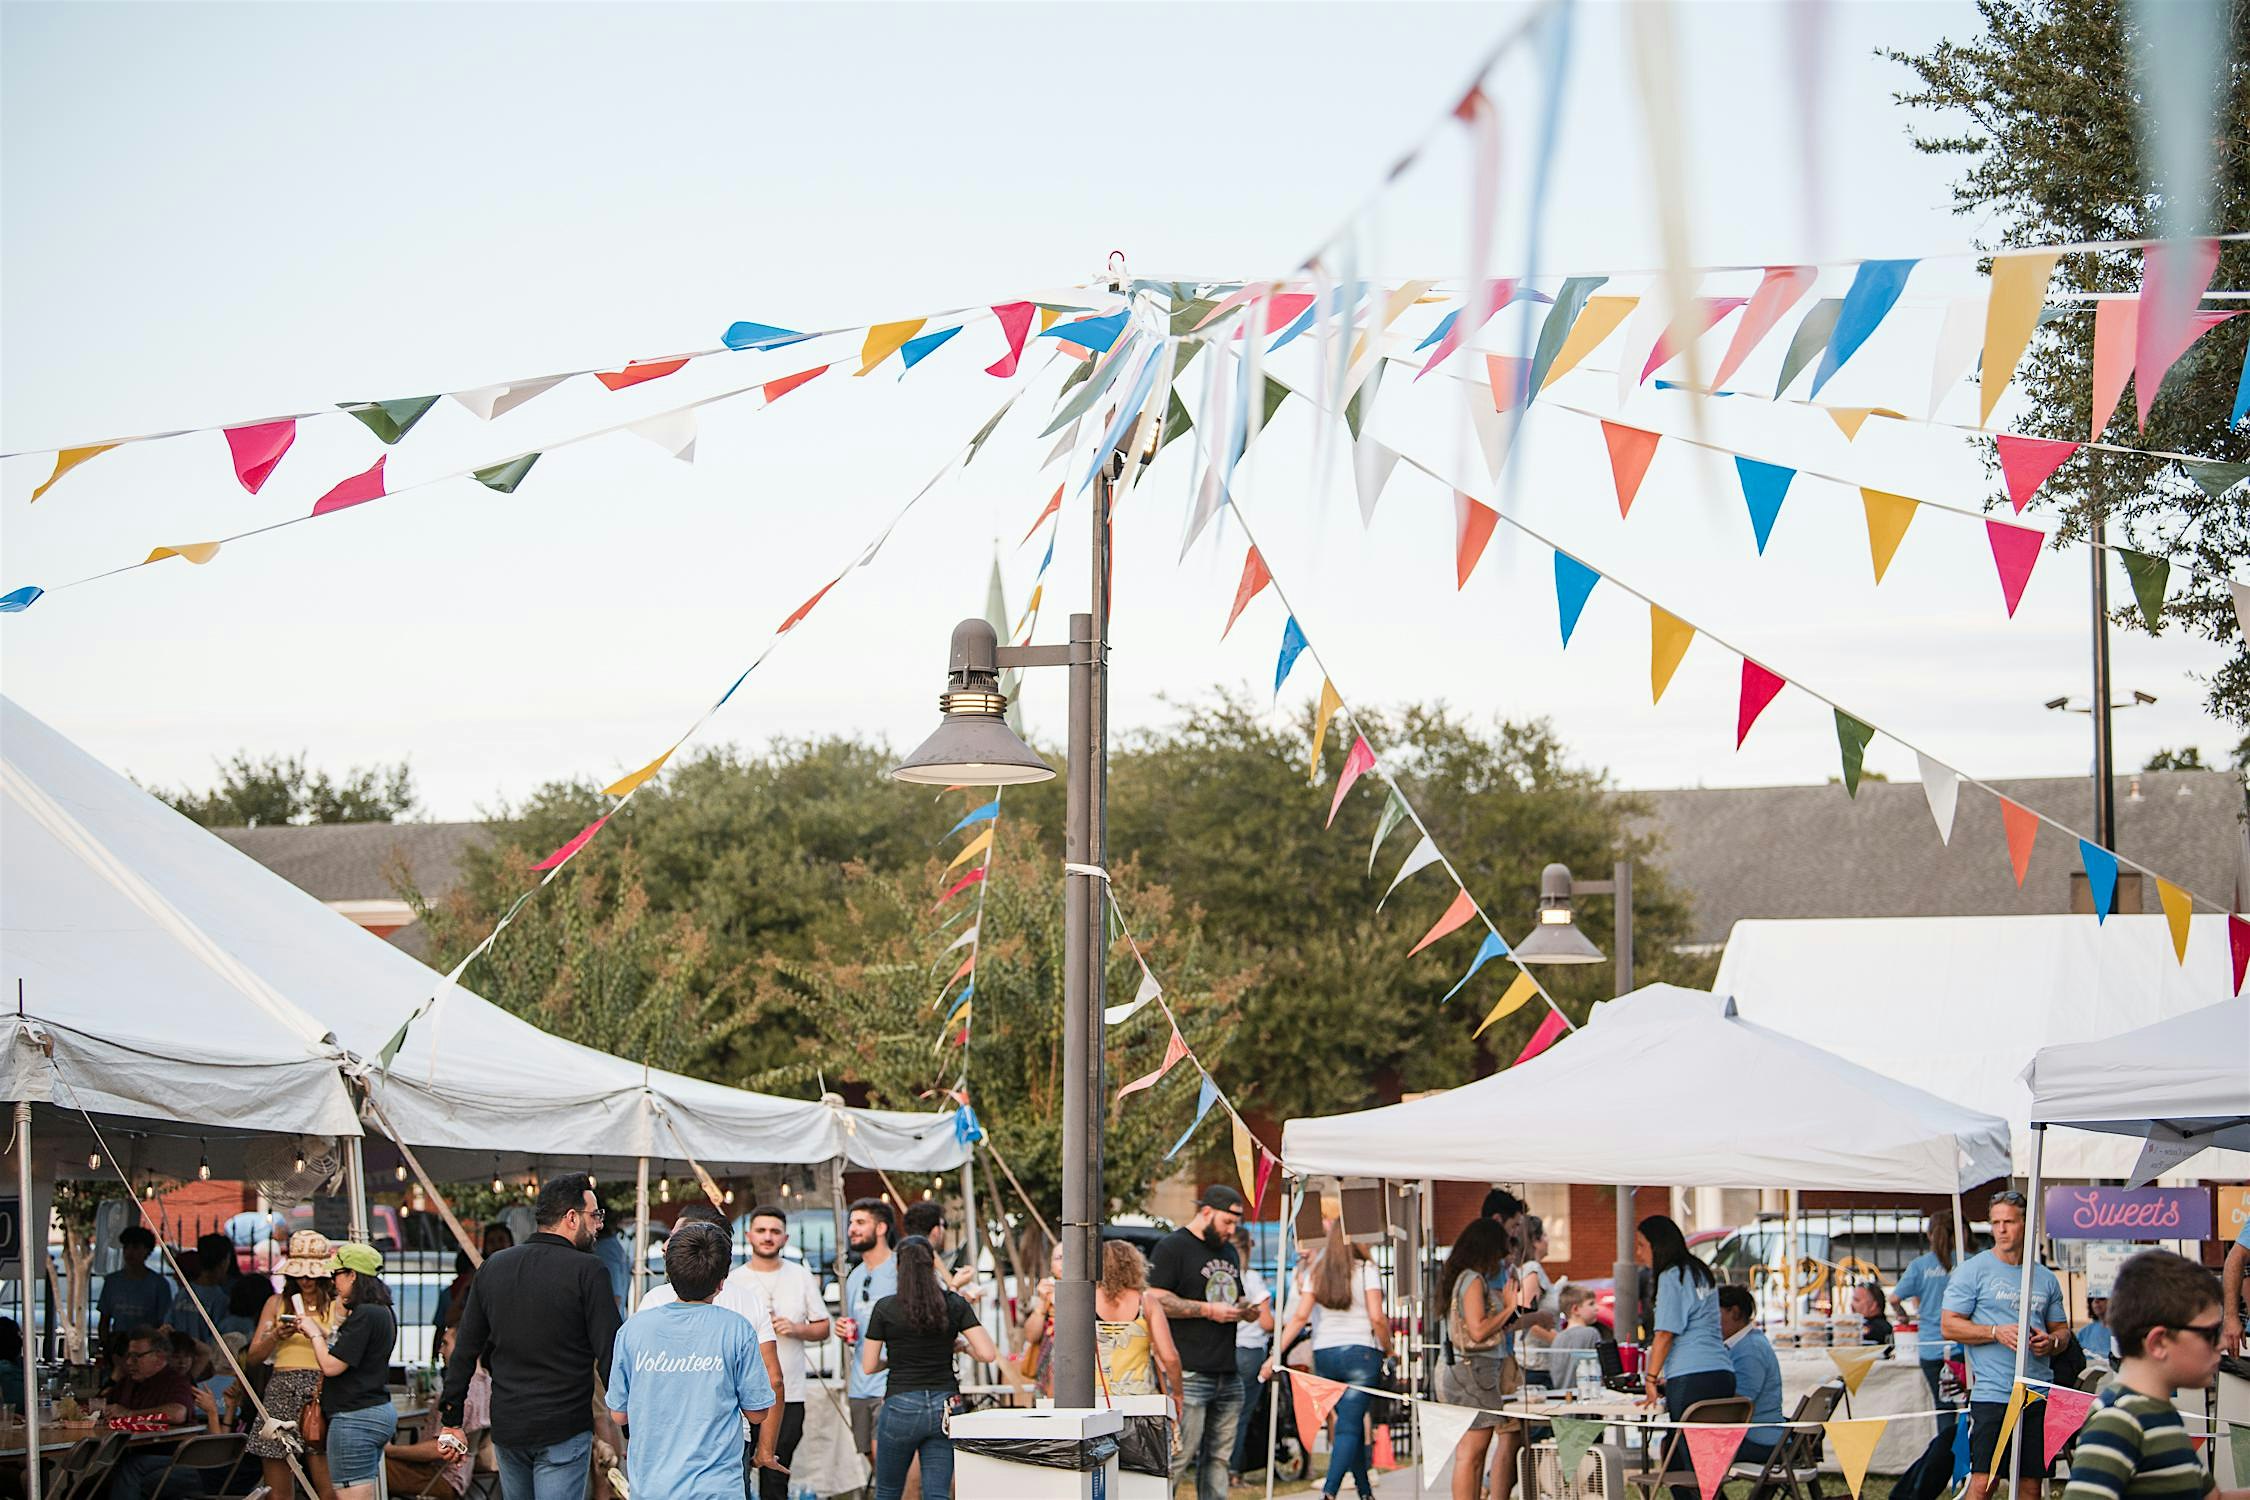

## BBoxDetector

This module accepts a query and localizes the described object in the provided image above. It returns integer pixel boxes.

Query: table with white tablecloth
[1775,1347,1939,1473]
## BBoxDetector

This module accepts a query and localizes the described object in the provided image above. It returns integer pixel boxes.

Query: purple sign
[2043,1186,2212,1241]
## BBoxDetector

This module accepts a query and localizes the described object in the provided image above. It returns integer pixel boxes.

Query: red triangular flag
[2230,915,2249,995]
[1021,484,1063,546]
[1327,738,1377,828]
[224,420,295,495]
[596,358,690,391]
[1737,660,1787,748]
[778,574,843,634]
[1455,492,1499,589]
[1252,1148,1276,1211]
[1408,888,1479,956]
[2000,798,2040,888]
[1223,547,1272,637]
[2041,1386,2097,1463]
[310,455,388,517]
[1601,422,1661,518]
[1684,1428,1749,1500]
[1986,519,2044,617]
[1515,1008,1570,1065]
[532,814,611,872]
[763,365,828,403]
[931,868,985,909]
[1994,435,2080,513]
[1117,1028,1192,1098]
[986,302,1037,378]
[1287,1370,1349,1450]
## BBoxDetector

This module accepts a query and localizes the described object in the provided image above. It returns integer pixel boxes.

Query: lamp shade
[1511,920,1607,965]
[892,714,1055,786]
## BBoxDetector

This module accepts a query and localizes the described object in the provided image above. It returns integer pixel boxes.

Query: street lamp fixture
[892,620,1056,786]
[1510,862,1607,965]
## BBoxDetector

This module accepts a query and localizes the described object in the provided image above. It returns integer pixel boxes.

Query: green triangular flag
[1170,297,1218,336]
[472,454,539,494]
[1259,375,1289,430]
[1345,360,1385,442]
[966,400,1010,466]
[1058,356,1095,400]
[1159,388,1194,453]
[377,1020,411,1070]
[1172,340,1202,378]
[2184,459,2250,500]
[343,396,441,445]
[2117,549,2170,634]
[1368,789,1411,875]
[1553,1417,1604,1479]
[1835,710,1877,797]
[1775,299,1845,397]
[1527,276,1609,395]
[2228,1423,2250,1495]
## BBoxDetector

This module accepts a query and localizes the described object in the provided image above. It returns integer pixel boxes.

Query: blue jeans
[1229,1344,1269,1473]
[1176,1368,1244,1500]
[1659,1368,1737,1500]
[326,1402,399,1485]
[104,1451,204,1500]
[496,1428,594,1500]
[1313,1344,1383,1498]
[873,1389,953,1500]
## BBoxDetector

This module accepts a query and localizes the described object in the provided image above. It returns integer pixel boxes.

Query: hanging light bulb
[87,1152,101,1172]
[395,1164,408,1183]
[723,1188,736,1206]
[493,1172,504,1194]
[921,1188,933,1201]
[780,1181,791,1200]
[294,1151,306,1174]
[658,1175,671,1202]
[588,1175,598,1189]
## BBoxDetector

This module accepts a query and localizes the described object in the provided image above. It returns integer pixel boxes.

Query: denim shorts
[324,1402,398,1485]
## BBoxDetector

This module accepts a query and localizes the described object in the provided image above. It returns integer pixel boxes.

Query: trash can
[948,1406,1124,1500]
[1106,1393,1172,1500]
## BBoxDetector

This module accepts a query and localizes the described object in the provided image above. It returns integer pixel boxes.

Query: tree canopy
[156,751,417,827]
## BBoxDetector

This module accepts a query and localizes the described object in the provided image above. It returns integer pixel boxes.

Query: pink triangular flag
[532,814,611,872]
[1986,519,2044,617]
[2089,299,2139,439]
[778,574,843,634]
[224,420,295,495]
[931,868,985,909]
[1416,279,1522,379]
[1712,267,1817,390]
[1737,660,1787,747]
[2230,914,2249,995]
[2134,238,2221,429]
[1602,423,1662,518]
[1641,297,1749,383]
[1020,484,1063,545]
[1485,354,1532,412]
[1455,492,1499,589]
[1515,1008,1569,1065]
[2042,1385,2097,1462]
[1995,435,2080,512]
[1327,737,1377,827]
[1117,1028,1192,1098]
[1684,1427,1750,1500]
[309,455,388,517]
[1408,888,1479,956]
[986,301,1037,378]
[1223,546,1272,637]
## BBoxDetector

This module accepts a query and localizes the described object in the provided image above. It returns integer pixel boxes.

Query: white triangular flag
[1179,463,1226,560]
[1462,383,1513,483]
[1043,419,1081,471]
[2126,1123,2204,1188]
[1380,835,1443,909]
[1616,292,1673,407]
[1354,440,1401,528]
[1917,752,1959,845]
[943,924,979,956]
[1417,1400,1482,1491]
[1104,966,1161,1026]
[452,375,567,421]
[627,409,697,463]
[1927,294,1984,419]
[2232,579,2250,647]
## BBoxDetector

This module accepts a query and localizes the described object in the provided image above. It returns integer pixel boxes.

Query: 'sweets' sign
[2042,1186,2212,1241]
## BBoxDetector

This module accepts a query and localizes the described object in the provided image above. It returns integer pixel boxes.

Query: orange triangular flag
[1117,1028,1191,1098]
[1455,492,1499,589]
[1827,407,1877,440]
[1601,422,1661,518]
[1860,489,1919,585]
[30,444,116,502]
[1409,888,1478,956]
[1223,547,1272,637]
[1287,1369,1349,1446]
[1020,484,1063,545]
[1651,607,1695,704]
[2157,878,2192,963]
[1999,797,2040,888]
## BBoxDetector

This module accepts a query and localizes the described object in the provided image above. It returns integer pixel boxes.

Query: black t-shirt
[1147,1227,1242,1375]
[865,1291,977,1395]
[322,1303,399,1413]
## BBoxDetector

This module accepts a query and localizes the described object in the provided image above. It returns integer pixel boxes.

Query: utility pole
[2089,450,2118,848]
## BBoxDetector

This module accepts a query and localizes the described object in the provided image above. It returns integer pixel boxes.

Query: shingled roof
[1629,770,2243,950]
[214,820,490,904]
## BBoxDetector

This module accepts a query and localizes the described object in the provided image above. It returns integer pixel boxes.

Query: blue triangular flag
[2079,840,2120,923]
[721,321,812,352]
[1166,1073,1221,1159]
[899,326,962,370]
[1415,308,1462,352]
[1037,531,1056,578]
[946,800,1000,837]
[1811,259,1917,396]
[1440,930,1511,1004]
[1041,311,1127,353]
[945,983,974,1022]
[2232,336,2249,427]
[1268,304,1319,352]
[1274,616,1310,697]
[0,585,43,614]
[1735,458,1797,554]
[1554,552,1600,646]
[953,1103,984,1145]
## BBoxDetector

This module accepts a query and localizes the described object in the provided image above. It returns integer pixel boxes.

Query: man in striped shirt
[2060,1249,2245,1500]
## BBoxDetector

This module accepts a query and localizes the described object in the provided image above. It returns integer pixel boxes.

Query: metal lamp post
[1514,859,1637,1340]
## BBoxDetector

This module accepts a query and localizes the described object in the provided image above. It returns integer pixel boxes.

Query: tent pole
[343,1135,370,1243]
[632,1155,649,1314]
[1266,1177,1296,1500]
[2006,1128,2045,1500]
[17,1100,39,1500]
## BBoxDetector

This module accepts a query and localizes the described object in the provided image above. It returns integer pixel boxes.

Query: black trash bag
[1115,1414,1171,1477]
[953,1435,1122,1472]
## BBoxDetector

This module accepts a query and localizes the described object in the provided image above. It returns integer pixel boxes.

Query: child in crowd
[1541,1285,1604,1387]
[2060,1249,2245,1500]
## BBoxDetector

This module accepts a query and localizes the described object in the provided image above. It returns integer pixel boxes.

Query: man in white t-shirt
[639,1204,787,1489]
[739,1204,830,1500]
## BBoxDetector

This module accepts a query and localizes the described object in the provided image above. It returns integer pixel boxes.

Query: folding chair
[39,1435,104,1500]
[144,1431,251,1498]
[1731,1381,1842,1500]
[53,1430,127,1500]
[1626,1397,1755,1497]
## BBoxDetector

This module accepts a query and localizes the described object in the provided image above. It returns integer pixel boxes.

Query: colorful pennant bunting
[28,444,113,502]
[1860,489,1918,584]
[1826,1419,1887,1499]
[1020,485,1063,545]
[1540,294,1638,390]
[596,358,689,391]
[1368,789,1412,876]
[1473,972,1540,1038]
[2158,878,2192,963]
[1683,1425,1749,1500]
[1455,492,1500,588]
[945,828,995,873]
[1223,547,1272,637]
[1737,660,1787,747]
[932,868,985,909]
[720,321,808,352]
[858,320,926,375]
[1441,930,1511,1003]
[764,365,827,403]
[1231,1113,1259,1209]
[1328,737,1377,827]
[2040,1386,2097,1463]
[1830,1347,1880,1394]
[472,454,539,494]
[1834,711,1876,797]
[2000,797,2040,886]
[1042,311,1127,353]
[1516,1007,1570,1064]
[1774,297,1844,396]
[1165,1073,1221,1159]
[1986,519,2044,617]
[1288,1371,1349,1456]
[1117,1027,1190,1099]
[533,814,611,872]
[898,327,961,370]
[1104,966,1161,1027]
[1554,552,1600,645]
[1812,259,1916,396]
[1928,295,1985,418]
[1651,607,1695,704]
[1485,354,1532,412]
[143,542,221,566]
[453,375,565,420]
[1712,265,1816,391]
[1601,422,1660,517]
[627,410,698,462]
[946,800,1000,837]
[1409,888,1479,956]
[777,575,841,634]
[345,397,439,445]
[1308,680,1343,782]
[1735,458,1796,554]
[2186,459,2250,500]
[1996,435,2079,512]
[224,421,295,495]
[1986,1385,2032,1480]
[1353,439,1403,531]
[604,746,679,799]
[2081,839,2120,922]
[1550,1416,1604,1482]
[1919,753,1959,844]
[2119,550,2170,633]
[1981,252,2060,424]
[0,586,42,613]
[1527,276,1609,393]
[1641,297,1748,383]
[2090,299,2139,438]
[1274,617,1309,697]
[1461,382,1512,480]
[2134,238,2221,428]
[310,455,389,517]
[986,302,1037,378]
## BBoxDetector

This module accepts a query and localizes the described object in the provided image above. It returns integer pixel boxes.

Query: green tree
[1889,0,2250,723]
[156,752,416,826]
[2142,745,2208,770]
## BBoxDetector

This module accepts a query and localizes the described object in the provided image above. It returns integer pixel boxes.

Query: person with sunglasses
[1942,1191,2071,1500]
[441,1173,623,1500]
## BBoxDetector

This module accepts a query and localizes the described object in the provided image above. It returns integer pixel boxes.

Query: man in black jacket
[441,1173,622,1500]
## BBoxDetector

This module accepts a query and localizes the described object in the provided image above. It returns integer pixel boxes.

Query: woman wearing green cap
[304,1242,399,1500]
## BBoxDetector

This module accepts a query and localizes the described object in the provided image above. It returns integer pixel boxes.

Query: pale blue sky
[2,1,2229,825]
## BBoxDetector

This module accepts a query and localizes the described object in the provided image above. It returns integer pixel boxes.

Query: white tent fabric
[2022,997,2250,1161]
[1715,915,2249,1178]
[0,696,965,1176]
[1282,983,2011,1192]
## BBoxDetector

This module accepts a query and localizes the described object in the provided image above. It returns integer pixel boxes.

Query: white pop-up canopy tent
[1283,983,2013,1193]
[2022,996,2250,1168]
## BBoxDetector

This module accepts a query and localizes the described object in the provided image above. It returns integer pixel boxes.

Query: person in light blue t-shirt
[2076,1296,2115,1364]
[1639,1216,1736,1500]
[608,1221,780,1500]
[1894,1217,1962,1404]
[840,1199,901,1465]
[1717,1287,1786,1465]
[1941,1192,2068,1500]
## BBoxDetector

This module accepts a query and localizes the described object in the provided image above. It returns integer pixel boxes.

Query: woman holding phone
[244,1230,340,1497]
[302,1243,398,1500]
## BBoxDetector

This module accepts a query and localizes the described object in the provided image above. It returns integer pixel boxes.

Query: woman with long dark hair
[860,1237,1000,1500]
[1893,1216,1956,1402]
[1637,1215,1734,1500]
[1265,1219,1391,1500]
[244,1231,340,1498]
[1430,1218,1522,1500]
[304,1243,399,1500]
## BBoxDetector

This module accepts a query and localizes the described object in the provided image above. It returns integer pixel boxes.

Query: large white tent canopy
[1282,983,2012,1193]
[0,695,965,1178]
[2022,996,2249,1161]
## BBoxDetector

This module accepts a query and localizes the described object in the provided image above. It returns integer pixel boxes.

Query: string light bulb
[723,1188,736,1206]
[197,1140,210,1182]
[780,1182,791,1200]
[87,1152,101,1171]
[395,1164,408,1183]
[658,1176,671,1203]
[293,1151,306,1174]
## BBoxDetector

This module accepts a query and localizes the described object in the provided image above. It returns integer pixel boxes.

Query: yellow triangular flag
[1473,973,1540,1038]
[1980,251,2060,426]
[1829,1346,1880,1395]
[1986,1384,2033,1479]
[1651,606,1695,704]
[603,744,680,798]
[31,444,117,502]
[1308,680,1343,783]
[2157,878,2192,963]
[1038,307,1064,332]
[1859,489,1919,585]
[1231,1111,1259,1208]
[945,827,995,873]
[1824,1419,1887,1499]
[1346,280,1437,385]
[143,542,222,566]
[1013,585,1044,635]
[1540,296,1639,389]
[858,319,926,375]
[1827,407,1877,440]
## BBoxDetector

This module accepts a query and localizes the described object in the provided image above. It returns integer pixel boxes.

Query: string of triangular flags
[929,785,1003,1053]
[373,368,1054,1069]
